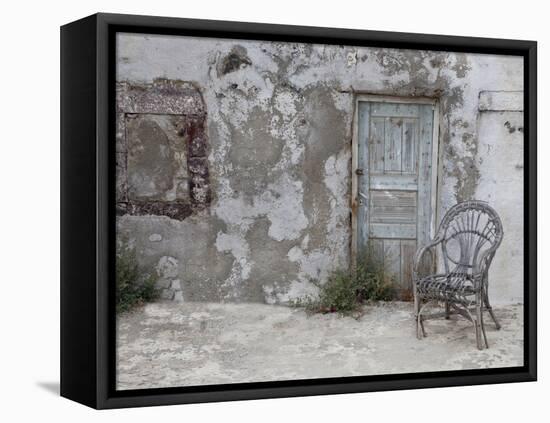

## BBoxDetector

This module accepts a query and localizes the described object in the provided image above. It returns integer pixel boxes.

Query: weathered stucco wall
[116,33,524,305]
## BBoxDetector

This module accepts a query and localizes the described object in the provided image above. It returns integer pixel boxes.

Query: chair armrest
[473,248,496,283]
[413,238,442,277]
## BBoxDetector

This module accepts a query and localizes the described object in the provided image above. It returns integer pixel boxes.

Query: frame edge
[60,13,100,409]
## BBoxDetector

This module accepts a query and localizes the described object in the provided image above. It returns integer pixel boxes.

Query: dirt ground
[116,301,524,390]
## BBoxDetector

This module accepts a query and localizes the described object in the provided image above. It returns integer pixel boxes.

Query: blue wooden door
[357,100,436,299]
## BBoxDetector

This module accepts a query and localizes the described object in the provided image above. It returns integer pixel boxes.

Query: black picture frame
[60,12,537,409]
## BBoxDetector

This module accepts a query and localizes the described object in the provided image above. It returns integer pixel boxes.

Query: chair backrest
[436,201,503,275]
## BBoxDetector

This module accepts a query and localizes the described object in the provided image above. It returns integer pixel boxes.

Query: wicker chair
[413,200,504,350]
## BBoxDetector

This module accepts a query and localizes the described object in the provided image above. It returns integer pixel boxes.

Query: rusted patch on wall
[185,116,211,208]
[116,79,210,220]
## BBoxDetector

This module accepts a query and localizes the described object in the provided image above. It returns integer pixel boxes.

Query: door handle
[355,168,364,176]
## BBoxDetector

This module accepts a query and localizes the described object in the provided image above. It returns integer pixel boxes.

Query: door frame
[351,94,441,268]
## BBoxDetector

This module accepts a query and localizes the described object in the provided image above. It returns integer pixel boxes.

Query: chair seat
[416,272,480,301]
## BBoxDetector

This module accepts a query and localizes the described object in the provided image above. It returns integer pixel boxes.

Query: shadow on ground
[36,381,60,396]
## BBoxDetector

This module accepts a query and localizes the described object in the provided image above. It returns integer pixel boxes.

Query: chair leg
[415,297,422,340]
[475,303,483,350]
[413,282,422,339]
[445,300,450,319]
[420,316,426,338]
[480,306,489,349]
[484,292,501,330]
[417,301,429,339]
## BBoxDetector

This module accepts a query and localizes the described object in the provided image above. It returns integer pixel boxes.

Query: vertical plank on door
[385,118,402,172]
[369,117,385,172]
[367,238,384,266]
[402,119,417,173]
[400,240,417,300]
[384,240,401,287]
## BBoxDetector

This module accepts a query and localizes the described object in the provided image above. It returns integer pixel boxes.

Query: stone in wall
[155,256,185,301]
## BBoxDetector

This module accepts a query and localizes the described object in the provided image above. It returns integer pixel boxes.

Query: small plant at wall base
[294,248,395,316]
[116,240,159,313]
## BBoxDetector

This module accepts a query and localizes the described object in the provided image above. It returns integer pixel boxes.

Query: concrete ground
[116,301,523,390]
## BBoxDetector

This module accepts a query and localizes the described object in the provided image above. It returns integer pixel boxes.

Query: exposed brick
[188,157,209,176]
[125,201,193,221]
[116,79,206,116]
[190,175,210,204]
[189,135,208,157]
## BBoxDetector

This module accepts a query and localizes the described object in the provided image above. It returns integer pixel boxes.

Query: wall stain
[219,45,252,76]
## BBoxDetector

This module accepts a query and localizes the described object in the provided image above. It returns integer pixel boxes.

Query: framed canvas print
[60,13,537,409]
